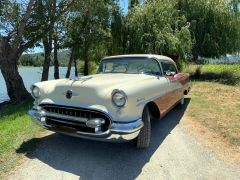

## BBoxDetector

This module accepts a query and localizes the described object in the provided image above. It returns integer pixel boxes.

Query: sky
[28,0,128,54]
[120,0,128,13]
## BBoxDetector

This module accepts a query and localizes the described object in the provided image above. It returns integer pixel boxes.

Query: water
[0,67,75,103]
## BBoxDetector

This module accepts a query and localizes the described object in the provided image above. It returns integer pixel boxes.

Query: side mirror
[166,71,176,76]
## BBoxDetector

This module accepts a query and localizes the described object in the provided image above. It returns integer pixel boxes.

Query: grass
[183,64,240,146]
[185,82,240,145]
[184,64,240,85]
[0,101,43,176]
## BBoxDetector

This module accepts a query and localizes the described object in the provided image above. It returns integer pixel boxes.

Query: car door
[150,61,171,117]
[160,60,182,108]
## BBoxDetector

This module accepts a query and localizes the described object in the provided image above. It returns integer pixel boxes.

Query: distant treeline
[19,51,70,67]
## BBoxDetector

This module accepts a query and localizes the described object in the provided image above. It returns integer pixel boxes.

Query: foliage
[177,0,240,59]
[77,61,99,75]
[125,0,192,60]
[62,0,112,75]
[0,0,73,102]
[0,0,71,55]
[19,54,43,67]
[110,2,126,55]
[183,64,240,85]
[19,50,70,67]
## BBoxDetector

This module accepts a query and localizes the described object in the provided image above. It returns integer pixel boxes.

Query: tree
[0,0,72,101]
[39,0,70,81]
[53,28,60,79]
[40,0,55,81]
[230,0,240,15]
[63,0,112,76]
[0,0,39,102]
[229,0,240,54]
[126,0,192,61]
[129,0,140,9]
[65,47,74,78]
[177,0,240,59]
[110,2,126,54]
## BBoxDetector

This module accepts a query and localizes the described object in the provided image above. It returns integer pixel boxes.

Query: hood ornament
[66,90,73,99]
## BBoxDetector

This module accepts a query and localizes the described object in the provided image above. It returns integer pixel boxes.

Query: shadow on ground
[17,99,190,179]
[190,67,239,86]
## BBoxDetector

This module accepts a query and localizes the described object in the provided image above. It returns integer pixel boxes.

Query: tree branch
[18,0,75,55]
[12,0,35,52]
[18,24,53,55]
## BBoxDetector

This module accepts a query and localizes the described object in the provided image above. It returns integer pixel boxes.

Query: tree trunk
[0,37,30,102]
[192,51,198,62]
[41,35,52,81]
[53,37,59,79]
[66,48,74,78]
[0,56,30,102]
[83,46,89,76]
[74,58,78,77]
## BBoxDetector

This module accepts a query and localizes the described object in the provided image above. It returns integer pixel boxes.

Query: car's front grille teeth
[40,104,111,134]
[46,117,95,133]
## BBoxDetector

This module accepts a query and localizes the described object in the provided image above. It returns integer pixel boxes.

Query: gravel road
[8,103,240,180]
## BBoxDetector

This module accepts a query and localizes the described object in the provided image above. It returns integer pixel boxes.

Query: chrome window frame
[159,60,178,76]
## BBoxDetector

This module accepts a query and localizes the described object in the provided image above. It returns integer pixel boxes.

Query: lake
[0,67,75,103]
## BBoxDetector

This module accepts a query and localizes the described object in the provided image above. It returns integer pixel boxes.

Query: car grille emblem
[66,90,73,99]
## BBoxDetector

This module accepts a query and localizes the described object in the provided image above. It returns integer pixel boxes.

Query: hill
[19,50,70,67]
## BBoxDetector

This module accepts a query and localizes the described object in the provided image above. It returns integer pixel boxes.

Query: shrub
[183,64,240,86]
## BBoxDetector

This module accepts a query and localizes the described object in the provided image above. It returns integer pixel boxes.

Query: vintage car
[28,54,190,148]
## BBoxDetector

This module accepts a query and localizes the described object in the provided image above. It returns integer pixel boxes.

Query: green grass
[0,101,43,176]
[183,64,240,85]
[183,63,240,146]
[186,82,240,145]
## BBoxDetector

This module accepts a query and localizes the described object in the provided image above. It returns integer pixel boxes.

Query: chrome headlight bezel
[112,89,127,108]
[31,85,41,99]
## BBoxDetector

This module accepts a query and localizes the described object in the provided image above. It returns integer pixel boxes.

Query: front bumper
[28,108,143,142]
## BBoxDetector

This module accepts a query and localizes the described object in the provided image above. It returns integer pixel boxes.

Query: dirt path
[8,107,240,180]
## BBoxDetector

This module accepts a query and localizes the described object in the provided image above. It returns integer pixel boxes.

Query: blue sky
[29,0,128,54]
[120,0,128,13]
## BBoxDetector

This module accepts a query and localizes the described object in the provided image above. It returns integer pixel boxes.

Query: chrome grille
[40,104,111,133]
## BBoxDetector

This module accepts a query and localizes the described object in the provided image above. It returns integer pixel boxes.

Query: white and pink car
[28,54,190,148]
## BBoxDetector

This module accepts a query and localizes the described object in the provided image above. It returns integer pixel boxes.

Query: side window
[161,61,178,76]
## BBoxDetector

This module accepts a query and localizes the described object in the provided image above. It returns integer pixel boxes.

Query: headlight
[112,90,127,107]
[31,86,41,99]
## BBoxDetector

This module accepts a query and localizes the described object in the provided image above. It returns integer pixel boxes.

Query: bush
[193,66,202,79]
[77,61,98,75]
[183,64,240,86]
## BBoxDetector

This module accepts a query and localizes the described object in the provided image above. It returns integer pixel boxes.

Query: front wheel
[136,107,151,148]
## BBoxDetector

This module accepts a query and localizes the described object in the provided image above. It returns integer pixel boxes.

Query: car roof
[102,54,175,63]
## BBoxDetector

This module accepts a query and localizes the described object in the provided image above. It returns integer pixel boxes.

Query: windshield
[98,57,161,75]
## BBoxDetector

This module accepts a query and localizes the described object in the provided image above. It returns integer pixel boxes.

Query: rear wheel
[136,107,151,148]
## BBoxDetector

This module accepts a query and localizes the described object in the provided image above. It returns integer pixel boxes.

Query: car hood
[35,73,154,109]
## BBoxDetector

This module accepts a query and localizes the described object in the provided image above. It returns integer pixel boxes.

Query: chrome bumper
[28,108,143,142]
